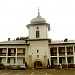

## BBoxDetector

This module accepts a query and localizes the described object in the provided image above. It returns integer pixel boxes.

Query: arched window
[36,30,39,38]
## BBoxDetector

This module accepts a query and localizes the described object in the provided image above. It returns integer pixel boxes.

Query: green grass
[1,69,75,75]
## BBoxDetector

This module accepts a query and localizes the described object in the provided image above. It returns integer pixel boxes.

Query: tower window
[36,27,39,29]
[37,50,39,53]
[36,30,39,38]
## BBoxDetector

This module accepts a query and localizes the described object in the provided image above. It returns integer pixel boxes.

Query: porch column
[6,48,8,65]
[65,46,67,64]
[29,55,32,69]
[16,48,17,65]
[44,55,47,69]
[57,47,59,65]
[49,47,51,65]
[73,46,75,67]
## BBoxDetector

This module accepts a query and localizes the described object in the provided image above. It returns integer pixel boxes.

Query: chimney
[8,38,10,41]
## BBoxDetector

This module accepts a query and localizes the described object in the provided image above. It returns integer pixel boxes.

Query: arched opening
[34,61,43,69]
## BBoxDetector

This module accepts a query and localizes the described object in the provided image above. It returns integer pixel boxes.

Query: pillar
[65,46,68,64]
[29,55,32,69]
[16,48,17,65]
[44,55,47,69]
[57,47,59,65]
[6,48,8,65]
[73,46,75,67]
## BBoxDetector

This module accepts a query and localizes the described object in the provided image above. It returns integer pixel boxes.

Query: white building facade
[0,10,75,69]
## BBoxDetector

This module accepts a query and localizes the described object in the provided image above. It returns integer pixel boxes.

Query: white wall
[29,25,48,39]
[28,40,49,63]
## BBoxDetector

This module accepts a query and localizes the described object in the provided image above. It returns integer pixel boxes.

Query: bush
[5,65,12,69]
[0,63,5,69]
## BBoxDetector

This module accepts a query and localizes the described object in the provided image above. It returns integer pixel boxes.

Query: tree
[16,37,28,40]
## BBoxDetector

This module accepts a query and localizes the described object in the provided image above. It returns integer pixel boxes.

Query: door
[34,61,42,69]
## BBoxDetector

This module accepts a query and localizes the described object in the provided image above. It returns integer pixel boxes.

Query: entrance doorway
[34,61,42,69]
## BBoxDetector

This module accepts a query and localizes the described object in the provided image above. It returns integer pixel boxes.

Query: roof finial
[37,7,40,17]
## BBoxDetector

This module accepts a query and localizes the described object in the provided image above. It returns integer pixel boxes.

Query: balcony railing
[0,53,6,56]
[10,53,15,56]
[17,53,25,56]
[59,52,65,56]
[51,52,57,56]
[8,53,15,56]
[67,52,73,55]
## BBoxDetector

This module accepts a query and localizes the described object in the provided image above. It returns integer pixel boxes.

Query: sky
[0,0,75,41]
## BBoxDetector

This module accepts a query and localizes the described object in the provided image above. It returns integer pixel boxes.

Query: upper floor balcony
[50,47,57,56]
[59,52,65,56]
[59,47,65,56]
[67,47,73,56]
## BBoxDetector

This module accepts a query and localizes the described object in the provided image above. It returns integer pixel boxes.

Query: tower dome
[31,9,46,24]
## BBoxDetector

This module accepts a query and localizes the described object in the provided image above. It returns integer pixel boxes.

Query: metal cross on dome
[37,7,41,17]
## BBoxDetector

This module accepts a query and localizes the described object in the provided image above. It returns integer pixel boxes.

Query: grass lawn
[0,69,75,75]
[44,69,75,75]
[27,69,75,75]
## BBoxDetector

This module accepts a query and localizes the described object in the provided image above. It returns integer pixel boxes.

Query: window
[0,49,2,54]
[7,58,10,63]
[37,55,39,58]
[59,49,61,54]
[50,49,53,56]
[67,48,70,54]
[14,48,16,54]
[36,30,39,38]
[0,58,2,63]
[59,58,62,64]
[23,58,25,64]
[36,27,39,29]
[68,57,71,63]
[23,49,25,54]
[8,48,11,56]
[14,58,16,64]
[37,50,39,53]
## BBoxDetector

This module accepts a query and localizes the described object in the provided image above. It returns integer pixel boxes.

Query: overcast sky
[0,0,75,41]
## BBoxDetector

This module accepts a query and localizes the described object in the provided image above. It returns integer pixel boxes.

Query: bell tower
[27,9,50,39]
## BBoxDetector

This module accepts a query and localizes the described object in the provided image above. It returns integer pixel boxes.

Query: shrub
[5,65,12,69]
